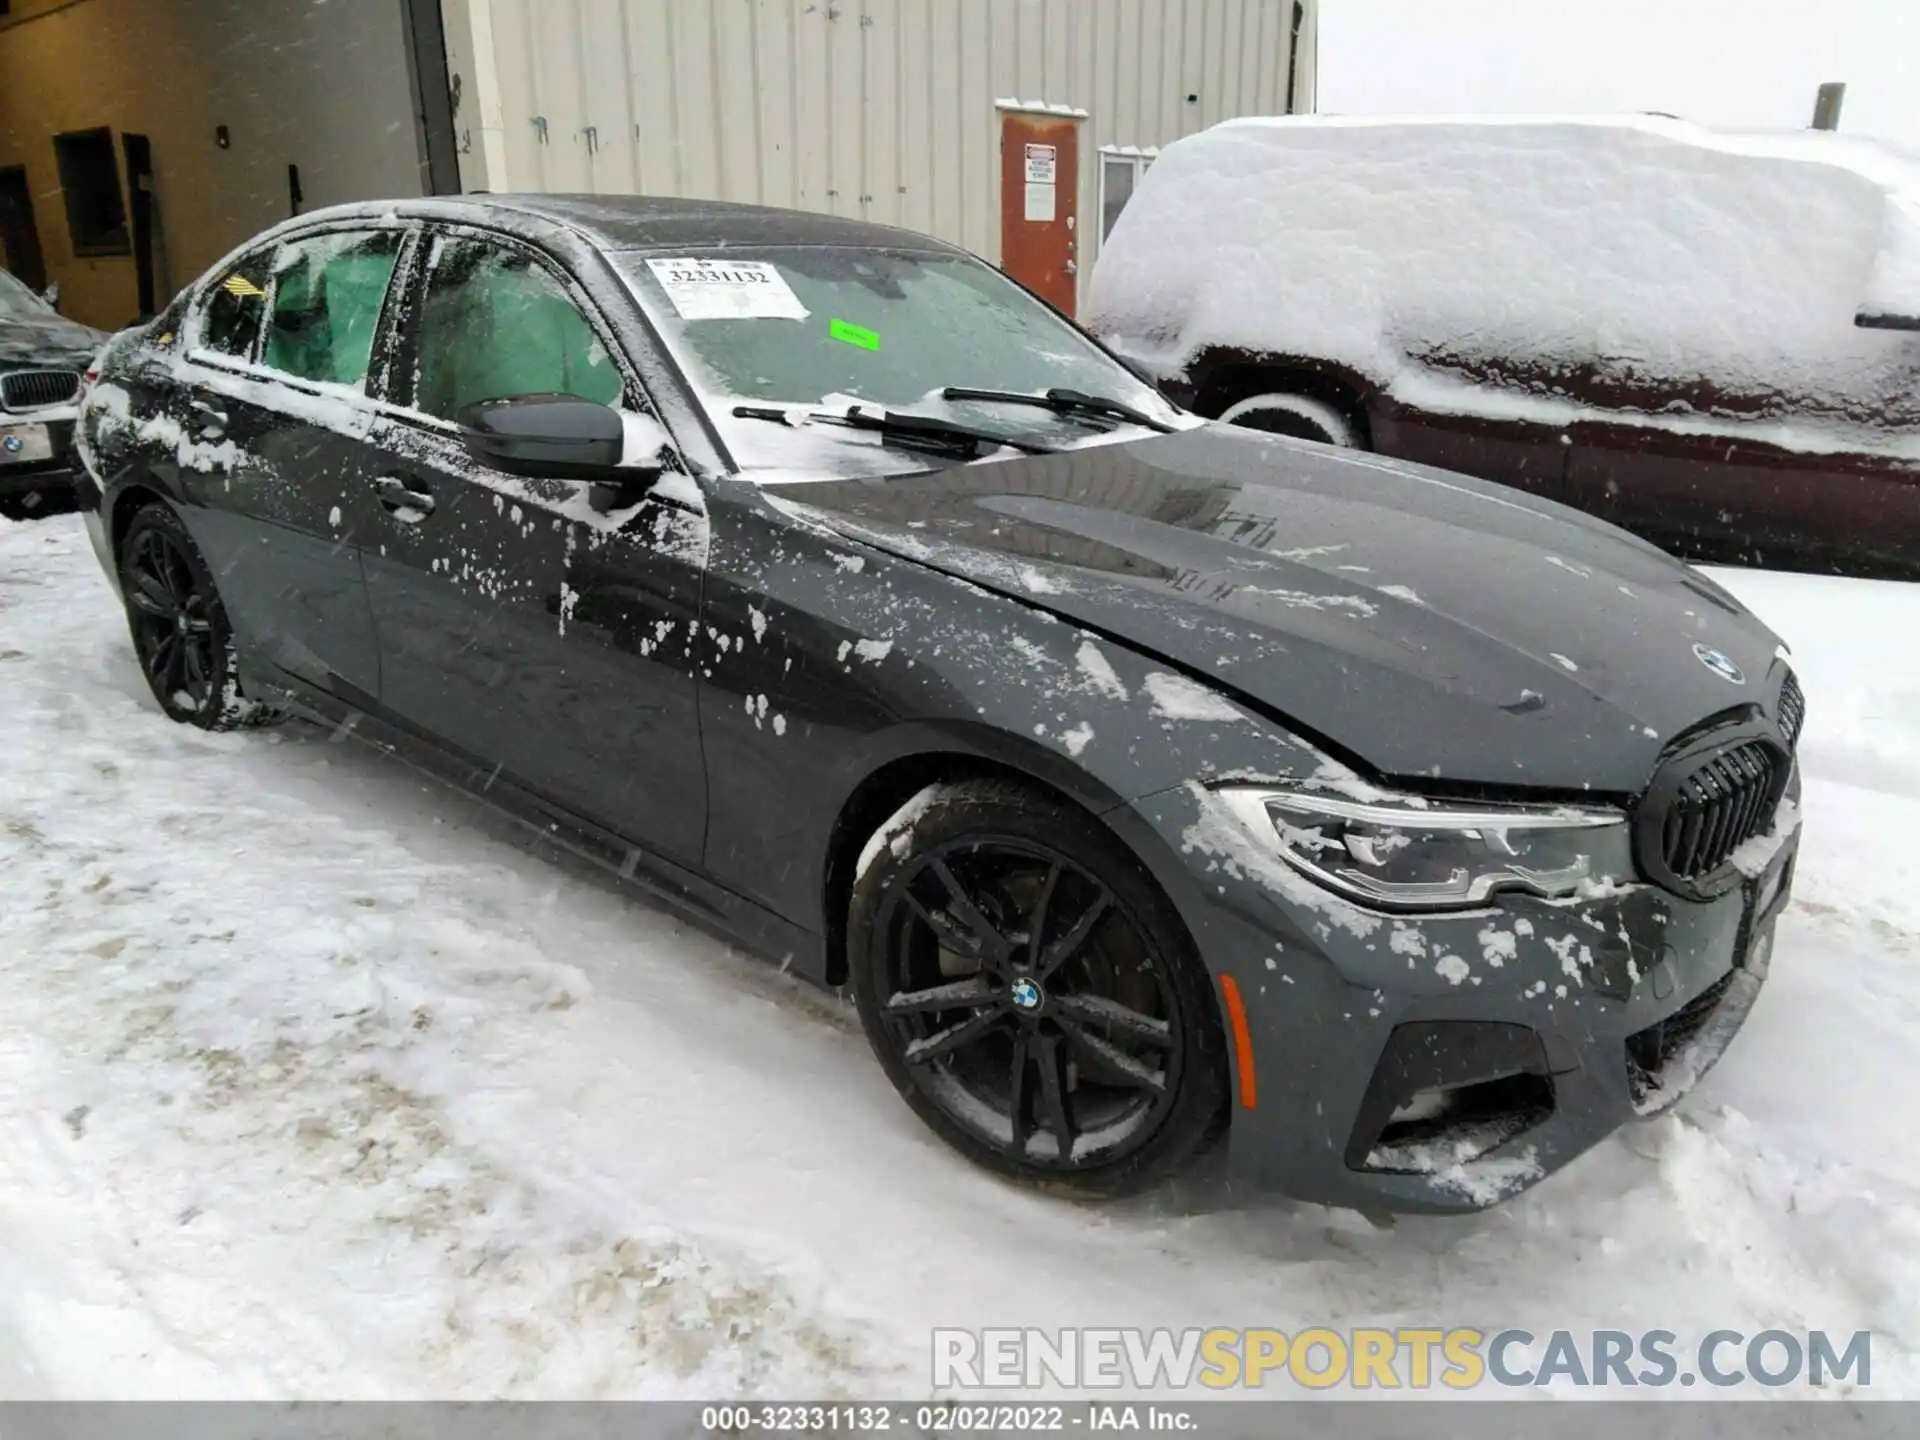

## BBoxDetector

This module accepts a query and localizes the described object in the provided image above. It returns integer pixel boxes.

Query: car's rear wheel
[1217,391,1361,448]
[849,779,1227,1196]
[118,500,279,732]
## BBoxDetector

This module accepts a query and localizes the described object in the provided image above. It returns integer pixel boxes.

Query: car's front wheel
[118,500,279,732]
[850,779,1227,1196]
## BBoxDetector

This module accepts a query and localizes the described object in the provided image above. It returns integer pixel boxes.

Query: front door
[1371,400,1571,504]
[360,229,709,864]
[999,110,1081,316]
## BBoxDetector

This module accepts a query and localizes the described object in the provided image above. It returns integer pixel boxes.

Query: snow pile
[1730,796,1803,879]
[1088,115,1920,446]
[1364,1136,1546,1209]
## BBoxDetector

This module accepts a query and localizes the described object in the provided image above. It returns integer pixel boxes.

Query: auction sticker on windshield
[645,257,810,321]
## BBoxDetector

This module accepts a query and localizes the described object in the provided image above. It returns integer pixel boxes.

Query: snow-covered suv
[1087,115,1920,578]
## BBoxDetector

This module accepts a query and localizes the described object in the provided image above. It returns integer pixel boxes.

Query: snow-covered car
[1,266,106,521]
[77,195,1802,1213]
[1087,115,1920,578]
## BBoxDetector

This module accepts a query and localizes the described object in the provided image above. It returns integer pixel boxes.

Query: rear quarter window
[193,253,271,362]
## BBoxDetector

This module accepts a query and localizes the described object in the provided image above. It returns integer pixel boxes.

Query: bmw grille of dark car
[2,368,83,411]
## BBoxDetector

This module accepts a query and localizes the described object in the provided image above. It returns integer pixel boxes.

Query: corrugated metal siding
[448,0,1312,290]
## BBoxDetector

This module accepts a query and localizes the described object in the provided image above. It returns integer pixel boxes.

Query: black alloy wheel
[851,780,1226,1196]
[117,501,276,731]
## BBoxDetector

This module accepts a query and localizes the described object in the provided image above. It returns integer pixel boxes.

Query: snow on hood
[0,310,106,370]
[1087,114,1920,441]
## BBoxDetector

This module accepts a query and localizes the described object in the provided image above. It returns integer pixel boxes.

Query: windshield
[0,267,51,320]
[616,245,1184,475]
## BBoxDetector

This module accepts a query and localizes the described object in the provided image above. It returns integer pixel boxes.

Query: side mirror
[459,394,627,479]
[1855,310,1920,331]
[41,281,60,311]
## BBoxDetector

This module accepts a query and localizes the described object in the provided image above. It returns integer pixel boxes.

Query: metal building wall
[443,0,1314,283]
[0,0,428,329]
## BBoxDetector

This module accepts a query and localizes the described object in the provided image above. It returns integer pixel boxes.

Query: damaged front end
[1130,703,1802,1215]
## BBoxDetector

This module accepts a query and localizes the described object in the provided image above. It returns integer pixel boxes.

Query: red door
[999,112,1080,317]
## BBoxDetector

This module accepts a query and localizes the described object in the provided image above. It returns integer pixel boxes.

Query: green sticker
[829,318,881,351]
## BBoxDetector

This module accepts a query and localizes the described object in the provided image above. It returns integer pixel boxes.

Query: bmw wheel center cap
[1010,976,1044,1012]
[1692,643,1745,685]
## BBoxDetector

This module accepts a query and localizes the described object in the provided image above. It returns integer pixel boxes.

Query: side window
[261,230,404,388]
[413,235,624,422]
[195,251,271,361]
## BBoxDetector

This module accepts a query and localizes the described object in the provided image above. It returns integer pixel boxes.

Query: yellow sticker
[220,274,264,299]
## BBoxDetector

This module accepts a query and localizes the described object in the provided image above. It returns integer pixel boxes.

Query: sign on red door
[999,111,1080,317]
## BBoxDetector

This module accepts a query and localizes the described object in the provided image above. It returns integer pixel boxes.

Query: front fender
[697,483,1334,934]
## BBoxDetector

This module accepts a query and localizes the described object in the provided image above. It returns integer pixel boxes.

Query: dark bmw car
[76,196,1804,1214]
[2,267,104,521]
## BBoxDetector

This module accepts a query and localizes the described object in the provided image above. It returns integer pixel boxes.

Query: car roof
[282,193,969,258]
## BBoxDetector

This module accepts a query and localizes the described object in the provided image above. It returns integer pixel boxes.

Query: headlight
[1216,787,1632,912]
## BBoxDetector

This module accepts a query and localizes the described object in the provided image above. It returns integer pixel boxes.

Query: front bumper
[0,410,83,515]
[1135,783,1796,1214]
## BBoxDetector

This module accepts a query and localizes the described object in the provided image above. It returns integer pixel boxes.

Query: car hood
[774,425,1788,795]
[1,312,106,370]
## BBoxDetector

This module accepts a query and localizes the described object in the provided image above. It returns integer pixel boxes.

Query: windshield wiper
[940,385,1179,435]
[731,403,1058,457]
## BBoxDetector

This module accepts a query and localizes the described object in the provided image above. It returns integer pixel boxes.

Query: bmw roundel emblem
[1,435,22,455]
[1010,976,1044,1011]
[1693,643,1746,686]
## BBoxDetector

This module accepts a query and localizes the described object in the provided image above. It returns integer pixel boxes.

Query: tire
[117,500,281,732]
[849,778,1228,1197]
[1217,391,1361,448]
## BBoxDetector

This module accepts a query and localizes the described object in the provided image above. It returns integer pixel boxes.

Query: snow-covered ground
[1,512,1916,1400]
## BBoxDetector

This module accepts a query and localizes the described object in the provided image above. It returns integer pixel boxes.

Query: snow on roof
[1087,114,1920,440]
[994,98,1091,119]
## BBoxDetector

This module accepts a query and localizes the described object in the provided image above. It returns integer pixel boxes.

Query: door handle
[189,398,227,440]
[373,475,436,520]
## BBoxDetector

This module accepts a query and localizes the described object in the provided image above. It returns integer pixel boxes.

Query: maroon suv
[1087,115,1920,578]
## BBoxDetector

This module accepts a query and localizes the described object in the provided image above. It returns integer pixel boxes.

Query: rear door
[172,225,408,699]
[357,226,710,865]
